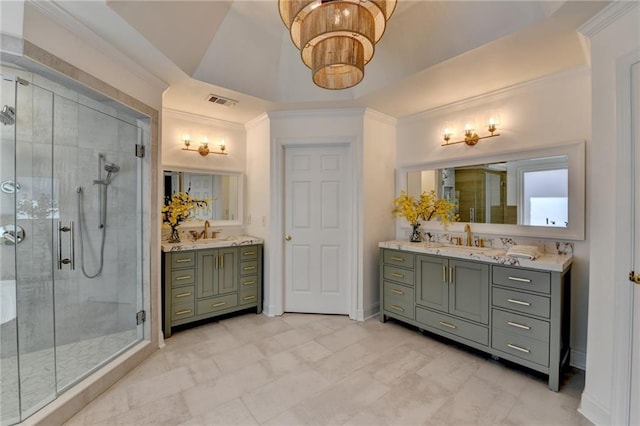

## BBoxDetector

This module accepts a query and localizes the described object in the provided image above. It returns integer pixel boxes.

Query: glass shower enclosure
[0,69,145,425]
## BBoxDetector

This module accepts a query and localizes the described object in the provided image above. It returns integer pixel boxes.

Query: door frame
[611,50,640,425]
[268,136,360,319]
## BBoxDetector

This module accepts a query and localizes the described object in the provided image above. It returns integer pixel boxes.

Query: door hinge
[135,144,145,158]
[136,310,146,325]
[16,77,29,86]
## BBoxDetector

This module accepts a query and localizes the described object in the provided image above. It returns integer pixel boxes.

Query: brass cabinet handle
[507,298,531,307]
[243,251,256,256]
[243,295,256,301]
[390,288,404,295]
[391,272,404,278]
[175,309,192,316]
[507,321,531,330]
[243,280,256,286]
[390,256,404,262]
[508,276,532,283]
[211,301,226,308]
[449,267,453,284]
[439,321,457,329]
[175,292,192,298]
[221,255,224,269]
[175,275,192,281]
[176,258,191,263]
[243,266,256,271]
[507,343,531,354]
[443,265,447,282]
[390,304,405,312]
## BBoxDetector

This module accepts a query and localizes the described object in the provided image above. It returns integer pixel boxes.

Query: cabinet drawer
[493,266,550,294]
[383,282,414,319]
[171,302,195,322]
[240,246,258,260]
[383,265,414,286]
[240,285,258,306]
[170,251,195,269]
[171,286,195,305]
[492,287,550,318]
[492,309,549,342]
[416,307,488,346]
[383,250,415,268]
[492,329,549,367]
[240,260,258,276]
[171,269,195,286]
[197,293,238,316]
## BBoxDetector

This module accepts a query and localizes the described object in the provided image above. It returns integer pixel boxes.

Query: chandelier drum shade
[279,0,397,90]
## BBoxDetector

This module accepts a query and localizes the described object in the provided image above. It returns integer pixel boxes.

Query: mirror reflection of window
[523,169,568,227]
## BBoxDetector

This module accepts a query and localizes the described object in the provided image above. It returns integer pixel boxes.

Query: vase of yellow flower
[162,192,208,243]
[392,190,458,242]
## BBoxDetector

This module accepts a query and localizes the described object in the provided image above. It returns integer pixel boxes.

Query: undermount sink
[443,245,506,256]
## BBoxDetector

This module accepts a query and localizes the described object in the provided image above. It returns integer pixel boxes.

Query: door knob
[630,270,640,285]
[285,235,292,241]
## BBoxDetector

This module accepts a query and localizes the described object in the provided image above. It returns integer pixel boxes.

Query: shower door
[0,72,145,425]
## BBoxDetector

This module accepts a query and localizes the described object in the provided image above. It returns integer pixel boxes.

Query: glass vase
[168,226,180,243]
[410,223,422,242]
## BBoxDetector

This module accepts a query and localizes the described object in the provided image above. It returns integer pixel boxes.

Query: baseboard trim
[579,391,611,425]
[570,349,586,370]
[363,303,379,321]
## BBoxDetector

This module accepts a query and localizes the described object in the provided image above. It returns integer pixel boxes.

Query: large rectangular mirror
[399,140,585,240]
[163,169,243,226]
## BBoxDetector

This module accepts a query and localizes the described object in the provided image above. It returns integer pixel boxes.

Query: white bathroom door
[630,61,640,425]
[284,145,351,314]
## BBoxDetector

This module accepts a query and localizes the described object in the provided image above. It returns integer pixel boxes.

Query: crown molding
[364,108,397,126]
[163,108,244,130]
[578,1,639,38]
[244,112,270,130]
[267,107,367,120]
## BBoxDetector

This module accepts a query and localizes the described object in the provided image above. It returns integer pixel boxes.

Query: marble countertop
[379,240,572,272]
[162,236,263,252]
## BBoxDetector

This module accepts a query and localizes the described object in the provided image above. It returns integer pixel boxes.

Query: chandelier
[279,0,397,90]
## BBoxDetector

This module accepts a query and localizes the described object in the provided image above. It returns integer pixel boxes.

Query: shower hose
[76,186,107,278]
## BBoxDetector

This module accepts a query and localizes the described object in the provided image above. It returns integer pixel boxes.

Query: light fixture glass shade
[279,0,396,90]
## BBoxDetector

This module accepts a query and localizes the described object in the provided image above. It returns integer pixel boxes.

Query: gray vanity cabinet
[416,255,489,325]
[163,244,263,338]
[380,246,570,391]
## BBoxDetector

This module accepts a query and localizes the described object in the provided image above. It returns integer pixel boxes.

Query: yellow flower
[162,192,208,228]
[392,190,458,229]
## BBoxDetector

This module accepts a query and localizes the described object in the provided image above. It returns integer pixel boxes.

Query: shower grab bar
[58,221,75,270]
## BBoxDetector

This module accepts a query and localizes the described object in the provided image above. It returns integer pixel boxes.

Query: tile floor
[64,313,592,425]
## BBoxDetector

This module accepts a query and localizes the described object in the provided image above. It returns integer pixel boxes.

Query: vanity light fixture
[442,117,501,147]
[182,134,227,156]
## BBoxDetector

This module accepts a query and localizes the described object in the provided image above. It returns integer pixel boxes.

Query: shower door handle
[58,221,75,270]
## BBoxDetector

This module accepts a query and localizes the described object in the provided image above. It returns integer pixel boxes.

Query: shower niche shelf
[162,243,263,337]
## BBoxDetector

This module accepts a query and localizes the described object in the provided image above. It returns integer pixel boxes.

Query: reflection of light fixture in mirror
[182,134,228,156]
[442,116,501,146]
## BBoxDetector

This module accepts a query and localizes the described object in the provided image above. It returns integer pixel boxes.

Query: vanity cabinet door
[449,259,489,325]
[217,248,237,295]
[197,248,238,298]
[197,249,217,299]
[416,254,449,312]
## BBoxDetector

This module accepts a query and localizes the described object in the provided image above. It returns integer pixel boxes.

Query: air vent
[206,94,238,107]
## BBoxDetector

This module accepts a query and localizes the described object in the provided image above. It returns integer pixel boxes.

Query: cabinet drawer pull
[391,272,404,278]
[439,321,457,329]
[175,309,192,316]
[243,280,256,286]
[175,275,192,281]
[243,295,256,301]
[390,256,404,262]
[507,343,531,354]
[175,258,191,263]
[175,292,192,298]
[390,304,405,312]
[243,251,256,256]
[211,301,226,308]
[507,298,531,307]
[507,321,531,330]
[390,288,404,295]
[508,276,532,283]
[243,266,256,271]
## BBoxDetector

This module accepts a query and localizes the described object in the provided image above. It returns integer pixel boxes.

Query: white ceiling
[56,1,608,124]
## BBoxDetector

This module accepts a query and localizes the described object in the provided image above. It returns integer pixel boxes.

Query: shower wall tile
[16,279,55,353]
[53,95,79,147]
[78,94,118,118]
[31,87,54,146]
[78,106,118,153]
[53,277,80,346]
[15,82,33,145]
[30,143,54,179]
[118,119,139,155]
[32,74,79,102]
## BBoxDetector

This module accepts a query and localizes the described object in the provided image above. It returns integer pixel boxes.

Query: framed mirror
[163,169,243,226]
[398,140,585,240]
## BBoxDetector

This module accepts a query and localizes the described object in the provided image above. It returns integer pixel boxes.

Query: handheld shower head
[103,162,120,185]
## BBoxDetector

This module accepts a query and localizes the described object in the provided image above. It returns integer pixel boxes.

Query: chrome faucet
[464,223,472,246]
